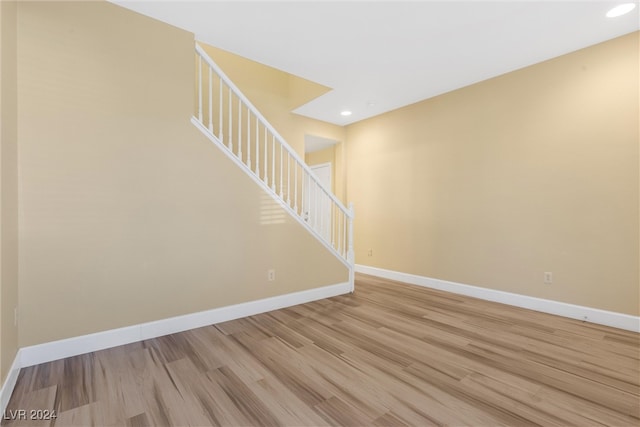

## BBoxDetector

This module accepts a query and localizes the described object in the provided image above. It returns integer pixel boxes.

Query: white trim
[0,349,22,415]
[356,264,640,333]
[19,282,350,369]
[1,282,348,410]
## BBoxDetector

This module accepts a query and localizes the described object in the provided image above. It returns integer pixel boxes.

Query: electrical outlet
[544,272,553,284]
[368,249,373,257]
[267,269,276,282]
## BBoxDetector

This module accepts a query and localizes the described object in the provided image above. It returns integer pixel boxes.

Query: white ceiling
[112,1,639,126]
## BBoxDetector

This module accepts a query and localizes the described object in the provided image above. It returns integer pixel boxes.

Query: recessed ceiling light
[340,110,352,116]
[606,3,636,17]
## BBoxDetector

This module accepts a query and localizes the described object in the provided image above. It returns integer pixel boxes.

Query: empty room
[0,1,638,426]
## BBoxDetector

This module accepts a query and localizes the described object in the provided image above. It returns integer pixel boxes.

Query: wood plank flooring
[3,273,639,426]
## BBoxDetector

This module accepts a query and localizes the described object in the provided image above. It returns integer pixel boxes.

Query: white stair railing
[192,44,354,288]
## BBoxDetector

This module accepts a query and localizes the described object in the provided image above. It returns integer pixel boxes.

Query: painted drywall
[0,0,19,383]
[17,1,347,347]
[347,32,639,316]
[306,146,335,167]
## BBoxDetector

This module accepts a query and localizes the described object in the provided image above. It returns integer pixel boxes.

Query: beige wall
[0,0,19,382]
[306,146,335,166]
[347,32,639,316]
[6,0,637,361]
[17,1,347,347]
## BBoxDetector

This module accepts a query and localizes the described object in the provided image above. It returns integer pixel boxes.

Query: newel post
[347,202,355,292]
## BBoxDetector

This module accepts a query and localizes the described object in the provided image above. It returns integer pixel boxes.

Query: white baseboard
[1,282,349,414]
[356,264,640,333]
[0,349,22,416]
[18,281,350,369]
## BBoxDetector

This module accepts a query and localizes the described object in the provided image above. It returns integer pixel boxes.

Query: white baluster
[238,101,242,160]
[256,119,260,176]
[301,169,306,220]
[198,55,202,123]
[208,66,213,133]
[317,187,322,238]
[279,144,283,198]
[307,178,315,228]
[247,109,251,167]
[294,161,298,213]
[263,127,268,183]
[314,181,319,231]
[219,77,223,140]
[319,185,323,234]
[320,190,325,241]
[348,202,355,291]
[343,211,347,258]
[325,194,329,240]
[307,172,311,223]
[338,210,343,256]
[271,135,276,192]
[347,202,354,262]
[286,153,291,205]
[228,88,232,151]
[329,200,336,248]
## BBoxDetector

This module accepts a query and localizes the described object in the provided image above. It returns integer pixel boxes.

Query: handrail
[193,43,354,274]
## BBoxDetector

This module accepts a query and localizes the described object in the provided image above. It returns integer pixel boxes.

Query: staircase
[191,43,355,290]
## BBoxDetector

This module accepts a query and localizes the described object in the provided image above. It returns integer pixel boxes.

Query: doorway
[304,162,332,241]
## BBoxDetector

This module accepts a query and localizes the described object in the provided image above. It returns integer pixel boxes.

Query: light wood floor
[4,274,639,426]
